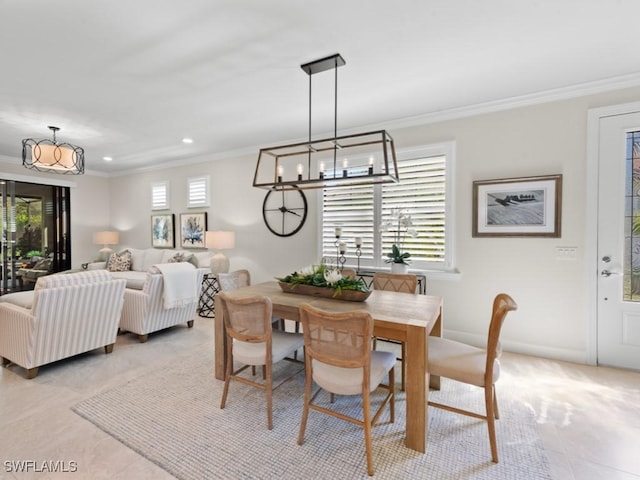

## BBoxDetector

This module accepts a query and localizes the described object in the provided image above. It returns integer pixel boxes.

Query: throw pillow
[167,252,194,263]
[107,250,132,272]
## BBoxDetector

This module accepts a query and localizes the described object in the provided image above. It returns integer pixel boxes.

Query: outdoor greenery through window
[320,142,454,271]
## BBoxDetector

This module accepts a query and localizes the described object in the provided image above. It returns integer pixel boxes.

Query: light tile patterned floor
[0,317,638,479]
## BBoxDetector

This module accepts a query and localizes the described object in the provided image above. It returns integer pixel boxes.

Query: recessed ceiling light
[103,156,113,162]
[182,138,193,144]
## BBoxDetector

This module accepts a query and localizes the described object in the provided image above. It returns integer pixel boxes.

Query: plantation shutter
[322,183,374,263]
[187,176,210,208]
[381,154,446,265]
[151,181,169,210]
[321,149,448,269]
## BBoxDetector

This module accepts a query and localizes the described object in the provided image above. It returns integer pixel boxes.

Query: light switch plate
[556,246,577,260]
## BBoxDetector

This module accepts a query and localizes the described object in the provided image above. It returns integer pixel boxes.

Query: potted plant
[380,208,417,274]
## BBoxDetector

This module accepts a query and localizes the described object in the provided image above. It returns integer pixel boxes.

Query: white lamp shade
[33,144,77,170]
[205,231,235,250]
[93,231,119,246]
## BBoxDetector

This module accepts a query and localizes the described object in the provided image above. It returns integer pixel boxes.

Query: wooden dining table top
[216,280,442,329]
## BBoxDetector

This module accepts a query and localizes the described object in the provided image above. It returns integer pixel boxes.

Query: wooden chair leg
[363,390,374,476]
[220,343,234,409]
[25,367,39,379]
[104,343,115,354]
[266,362,273,430]
[187,319,194,328]
[485,385,499,463]
[1,356,10,367]
[389,366,395,423]
[493,385,500,419]
[297,362,312,445]
[138,334,148,343]
[400,341,406,391]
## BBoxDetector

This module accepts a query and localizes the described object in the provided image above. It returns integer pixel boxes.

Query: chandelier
[253,54,399,191]
[22,126,85,175]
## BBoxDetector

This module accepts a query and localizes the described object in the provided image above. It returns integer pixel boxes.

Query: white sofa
[0,270,127,379]
[119,265,205,342]
[89,247,213,289]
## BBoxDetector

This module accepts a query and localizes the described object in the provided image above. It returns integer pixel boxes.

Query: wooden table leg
[429,307,442,391]
[405,323,427,453]
[214,295,226,380]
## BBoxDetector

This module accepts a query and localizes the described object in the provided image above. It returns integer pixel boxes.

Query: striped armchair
[119,267,204,343]
[0,270,127,379]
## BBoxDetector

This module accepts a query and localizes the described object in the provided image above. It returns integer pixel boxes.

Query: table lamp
[205,231,235,274]
[93,231,119,261]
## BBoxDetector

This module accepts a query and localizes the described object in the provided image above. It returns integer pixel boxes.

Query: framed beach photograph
[180,212,208,248]
[472,174,562,237]
[151,214,175,248]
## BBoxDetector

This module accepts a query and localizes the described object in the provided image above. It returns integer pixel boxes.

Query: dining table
[213,280,443,454]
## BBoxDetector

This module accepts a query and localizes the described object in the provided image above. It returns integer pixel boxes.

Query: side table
[198,273,220,318]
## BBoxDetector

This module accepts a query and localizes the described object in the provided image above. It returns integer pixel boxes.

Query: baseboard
[442,329,587,364]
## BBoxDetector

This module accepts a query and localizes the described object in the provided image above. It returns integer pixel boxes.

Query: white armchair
[0,270,127,379]
[119,265,205,342]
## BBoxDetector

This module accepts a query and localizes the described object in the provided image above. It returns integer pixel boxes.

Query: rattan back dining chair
[217,269,251,291]
[297,303,395,476]
[218,293,304,430]
[372,272,418,391]
[427,293,518,462]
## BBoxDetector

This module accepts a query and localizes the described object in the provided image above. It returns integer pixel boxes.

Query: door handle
[601,270,621,277]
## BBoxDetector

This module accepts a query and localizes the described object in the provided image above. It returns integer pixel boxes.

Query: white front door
[597,111,640,370]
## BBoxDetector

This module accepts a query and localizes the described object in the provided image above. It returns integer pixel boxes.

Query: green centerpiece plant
[277,262,369,298]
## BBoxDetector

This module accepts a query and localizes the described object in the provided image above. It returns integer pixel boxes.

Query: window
[151,181,169,210]
[320,142,455,271]
[187,176,210,208]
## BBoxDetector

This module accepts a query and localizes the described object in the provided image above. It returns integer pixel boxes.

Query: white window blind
[321,142,454,271]
[187,176,210,208]
[151,181,169,210]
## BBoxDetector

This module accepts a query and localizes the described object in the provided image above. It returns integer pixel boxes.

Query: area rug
[72,346,551,479]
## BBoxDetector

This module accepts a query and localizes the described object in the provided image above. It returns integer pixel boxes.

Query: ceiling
[2,0,640,175]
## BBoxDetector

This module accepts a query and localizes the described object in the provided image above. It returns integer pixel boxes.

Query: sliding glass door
[0,180,71,293]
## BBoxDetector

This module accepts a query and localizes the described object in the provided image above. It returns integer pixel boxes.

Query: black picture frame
[179,212,208,248]
[151,214,175,248]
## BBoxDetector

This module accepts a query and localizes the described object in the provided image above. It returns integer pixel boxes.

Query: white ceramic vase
[391,263,409,274]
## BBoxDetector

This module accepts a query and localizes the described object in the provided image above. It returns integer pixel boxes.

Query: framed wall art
[472,174,562,237]
[180,212,208,248]
[151,213,175,248]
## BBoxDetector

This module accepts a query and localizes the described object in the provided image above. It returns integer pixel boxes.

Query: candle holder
[334,234,341,269]
[338,252,346,271]
[355,245,362,273]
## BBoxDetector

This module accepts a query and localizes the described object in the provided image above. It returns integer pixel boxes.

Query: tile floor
[0,315,639,480]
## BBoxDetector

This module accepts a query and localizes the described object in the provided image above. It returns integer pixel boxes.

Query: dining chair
[341,268,357,279]
[219,269,287,329]
[218,292,304,430]
[297,303,395,476]
[217,269,251,292]
[372,271,418,391]
[427,293,518,463]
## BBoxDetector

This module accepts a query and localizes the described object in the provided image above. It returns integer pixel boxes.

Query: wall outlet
[556,246,577,260]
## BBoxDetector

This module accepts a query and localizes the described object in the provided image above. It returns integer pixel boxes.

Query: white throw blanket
[151,263,198,309]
